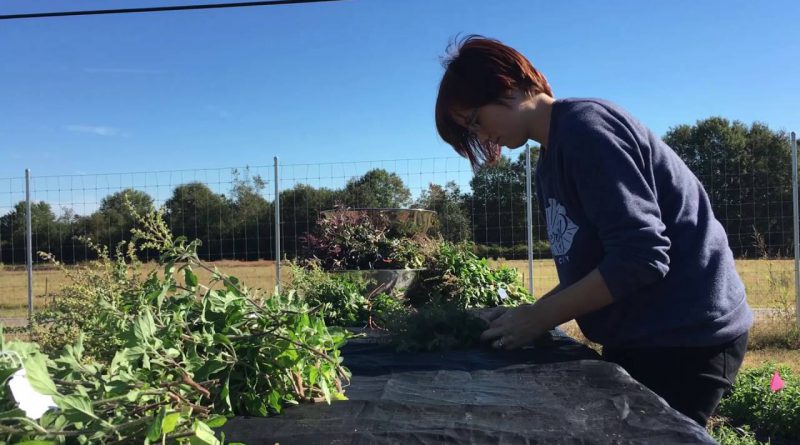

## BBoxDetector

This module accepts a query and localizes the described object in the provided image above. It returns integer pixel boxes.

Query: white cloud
[63,125,121,136]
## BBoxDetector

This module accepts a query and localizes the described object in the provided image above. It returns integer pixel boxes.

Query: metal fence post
[525,146,535,297]
[274,157,281,292]
[25,169,33,321]
[791,131,798,328]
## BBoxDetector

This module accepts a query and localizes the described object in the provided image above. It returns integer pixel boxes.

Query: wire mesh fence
[0,166,280,318]
[682,133,796,325]
[0,143,798,335]
[0,175,28,322]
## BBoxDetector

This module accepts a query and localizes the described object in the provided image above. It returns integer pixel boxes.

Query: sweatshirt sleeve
[565,107,671,300]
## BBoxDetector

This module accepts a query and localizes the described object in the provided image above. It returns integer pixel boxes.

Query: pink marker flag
[770,370,784,392]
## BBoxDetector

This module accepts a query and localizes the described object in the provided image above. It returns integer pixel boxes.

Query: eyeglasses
[465,108,480,136]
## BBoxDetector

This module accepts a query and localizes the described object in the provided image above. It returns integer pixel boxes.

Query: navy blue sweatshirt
[535,98,753,348]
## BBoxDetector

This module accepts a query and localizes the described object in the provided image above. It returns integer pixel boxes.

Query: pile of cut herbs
[1,205,349,445]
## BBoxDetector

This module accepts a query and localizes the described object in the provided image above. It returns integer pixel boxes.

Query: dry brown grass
[742,348,800,373]
[1,258,793,310]
[0,260,282,311]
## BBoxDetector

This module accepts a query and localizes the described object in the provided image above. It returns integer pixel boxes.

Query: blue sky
[0,0,798,206]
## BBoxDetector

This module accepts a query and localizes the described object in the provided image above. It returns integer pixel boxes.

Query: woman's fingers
[478,306,507,324]
[480,326,503,343]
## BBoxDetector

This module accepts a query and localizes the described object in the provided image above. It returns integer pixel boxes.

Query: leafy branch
[6,198,351,444]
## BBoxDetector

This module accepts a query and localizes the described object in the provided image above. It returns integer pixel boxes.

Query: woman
[434,35,753,426]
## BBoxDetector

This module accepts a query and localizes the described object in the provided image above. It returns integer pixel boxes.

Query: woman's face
[454,89,531,150]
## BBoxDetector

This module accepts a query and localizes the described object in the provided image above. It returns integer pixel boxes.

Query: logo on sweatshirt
[545,198,579,258]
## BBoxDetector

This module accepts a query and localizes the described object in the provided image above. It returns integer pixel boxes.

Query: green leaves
[53,395,98,423]
[21,353,58,397]
[193,358,228,381]
[392,303,486,352]
[287,262,370,327]
[418,241,534,309]
[189,420,220,445]
[3,206,349,444]
[204,414,227,429]
[146,407,167,442]
[136,408,185,443]
[718,363,800,439]
[135,308,157,343]
[185,267,199,290]
[319,377,331,402]
[267,390,282,413]
[161,411,182,435]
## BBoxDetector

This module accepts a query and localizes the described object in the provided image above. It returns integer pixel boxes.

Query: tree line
[0,117,794,265]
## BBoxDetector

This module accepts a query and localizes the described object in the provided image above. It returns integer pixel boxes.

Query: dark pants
[602,332,748,426]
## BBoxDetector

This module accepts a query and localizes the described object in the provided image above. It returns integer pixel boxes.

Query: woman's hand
[479,304,549,350]
[476,306,508,325]
[479,269,615,350]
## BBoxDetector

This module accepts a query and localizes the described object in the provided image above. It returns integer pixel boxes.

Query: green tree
[51,206,90,264]
[165,182,231,261]
[279,184,341,258]
[87,189,154,256]
[0,201,59,265]
[664,118,793,257]
[414,181,471,242]
[469,148,538,249]
[229,169,271,260]
[342,169,411,208]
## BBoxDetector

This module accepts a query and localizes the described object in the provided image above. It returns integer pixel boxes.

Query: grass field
[2,258,798,370]
[0,260,281,313]
[2,258,795,310]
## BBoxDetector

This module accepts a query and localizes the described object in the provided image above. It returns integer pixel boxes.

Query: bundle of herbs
[412,241,534,308]
[2,204,349,444]
[287,260,406,330]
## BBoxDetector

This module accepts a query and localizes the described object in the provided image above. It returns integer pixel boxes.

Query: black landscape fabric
[223,330,717,444]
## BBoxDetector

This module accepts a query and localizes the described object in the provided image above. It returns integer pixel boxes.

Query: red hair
[435,35,552,168]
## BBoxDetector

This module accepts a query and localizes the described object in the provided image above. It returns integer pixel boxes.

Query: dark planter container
[331,268,425,299]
